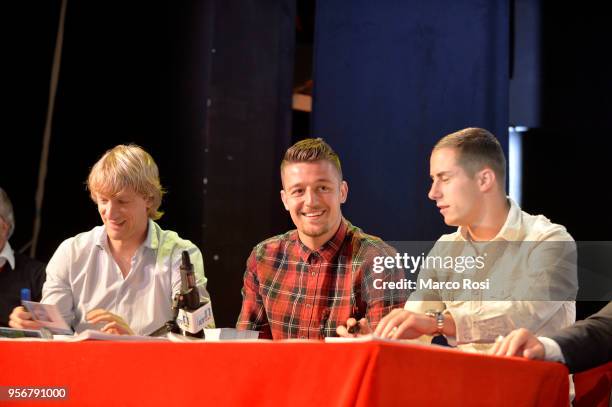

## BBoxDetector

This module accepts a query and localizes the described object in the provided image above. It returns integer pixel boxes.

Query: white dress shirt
[42,219,210,335]
[0,241,15,270]
[539,336,566,362]
[405,198,577,352]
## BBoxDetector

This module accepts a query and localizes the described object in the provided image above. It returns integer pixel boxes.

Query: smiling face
[428,147,484,227]
[280,160,348,250]
[95,188,151,247]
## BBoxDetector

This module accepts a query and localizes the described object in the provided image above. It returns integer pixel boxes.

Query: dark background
[1,0,610,326]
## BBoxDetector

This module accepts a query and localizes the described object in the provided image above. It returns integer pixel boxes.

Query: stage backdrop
[312,0,509,241]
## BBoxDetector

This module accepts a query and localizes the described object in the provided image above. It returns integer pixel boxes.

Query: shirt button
[306,303,312,308]
[311,272,316,276]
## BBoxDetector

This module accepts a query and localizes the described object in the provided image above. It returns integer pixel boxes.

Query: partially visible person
[490,302,612,373]
[341,128,577,352]
[0,187,46,327]
[9,145,211,335]
[237,138,406,339]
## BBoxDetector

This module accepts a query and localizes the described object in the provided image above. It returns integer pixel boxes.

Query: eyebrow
[286,179,335,189]
[98,190,131,200]
[430,171,453,179]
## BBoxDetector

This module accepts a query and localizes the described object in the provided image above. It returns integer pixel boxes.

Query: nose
[106,200,119,219]
[428,180,441,201]
[304,187,319,207]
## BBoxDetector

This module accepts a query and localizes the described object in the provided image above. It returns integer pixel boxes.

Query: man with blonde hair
[237,138,405,339]
[9,145,210,335]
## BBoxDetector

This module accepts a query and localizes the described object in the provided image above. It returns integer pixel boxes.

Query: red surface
[0,340,583,406]
[574,361,612,407]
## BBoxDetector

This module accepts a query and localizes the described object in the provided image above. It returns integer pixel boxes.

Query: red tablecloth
[574,361,612,407]
[0,339,589,406]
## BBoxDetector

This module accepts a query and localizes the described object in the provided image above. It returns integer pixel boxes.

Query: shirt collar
[96,219,158,251]
[295,218,348,263]
[144,219,158,250]
[457,197,522,242]
[0,241,16,270]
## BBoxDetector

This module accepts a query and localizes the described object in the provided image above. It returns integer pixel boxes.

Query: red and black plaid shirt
[236,219,406,339]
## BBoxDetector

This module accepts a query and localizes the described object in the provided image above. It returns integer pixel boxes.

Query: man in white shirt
[339,127,577,352]
[9,144,210,335]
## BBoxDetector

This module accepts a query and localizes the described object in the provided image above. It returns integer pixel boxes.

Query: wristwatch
[425,309,445,336]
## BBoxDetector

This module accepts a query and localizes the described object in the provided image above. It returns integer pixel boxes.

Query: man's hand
[373,309,441,339]
[336,317,372,337]
[86,309,135,335]
[8,306,43,330]
[489,328,545,359]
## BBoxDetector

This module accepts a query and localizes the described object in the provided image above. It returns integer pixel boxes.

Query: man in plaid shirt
[236,138,406,339]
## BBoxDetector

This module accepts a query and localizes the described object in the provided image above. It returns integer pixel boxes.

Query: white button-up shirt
[42,219,209,335]
[406,198,577,352]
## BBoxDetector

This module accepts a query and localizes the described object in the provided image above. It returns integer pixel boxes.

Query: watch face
[423,310,444,335]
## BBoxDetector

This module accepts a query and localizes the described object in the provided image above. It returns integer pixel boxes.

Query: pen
[348,302,361,334]
[20,288,31,304]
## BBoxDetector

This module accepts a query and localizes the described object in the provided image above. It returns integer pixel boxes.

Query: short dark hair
[281,138,342,179]
[434,127,506,187]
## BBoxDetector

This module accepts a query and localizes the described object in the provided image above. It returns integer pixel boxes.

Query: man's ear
[280,190,289,211]
[340,180,348,204]
[477,168,496,192]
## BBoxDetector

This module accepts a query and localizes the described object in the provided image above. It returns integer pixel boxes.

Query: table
[574,361,612,407]
[0,339,596,406]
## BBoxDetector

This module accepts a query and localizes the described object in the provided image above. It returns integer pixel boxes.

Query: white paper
[324,334,381,343]
[59,329,169,342]
[21,300,73,335]
[204,328,259,341]
[166,328,260,342]
[324,334,451,349]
